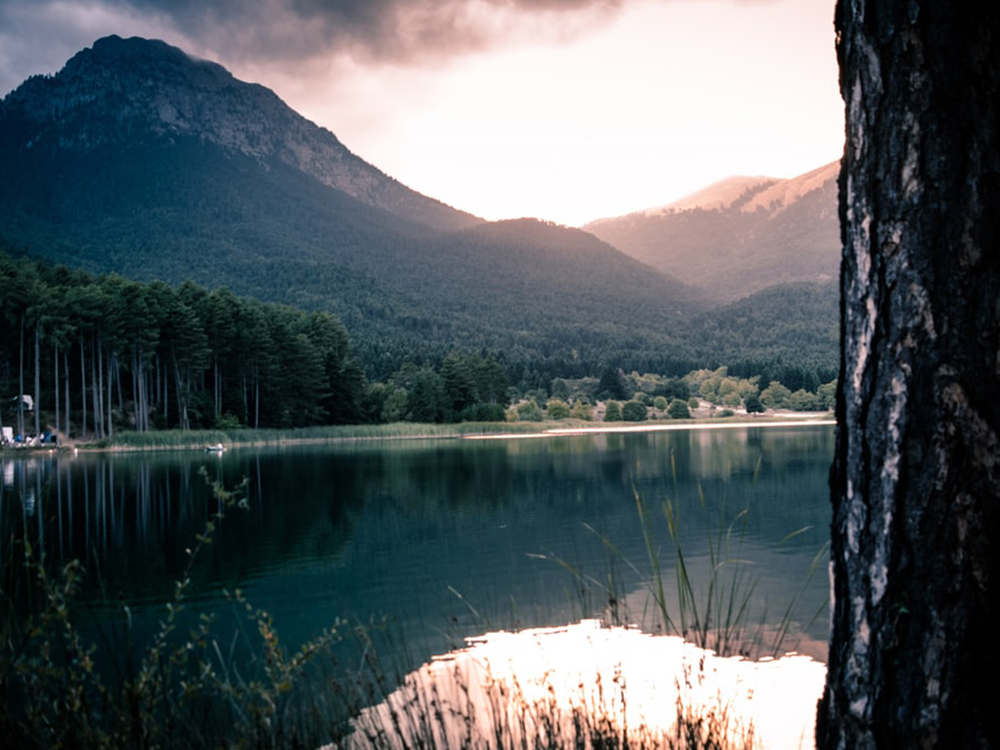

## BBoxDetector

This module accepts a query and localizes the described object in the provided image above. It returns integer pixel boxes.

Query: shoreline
[1,414,835,454]
[461,417,836,440]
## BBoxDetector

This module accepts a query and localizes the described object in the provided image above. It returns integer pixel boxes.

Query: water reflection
[2,425,833,679]
[347,619,825,750]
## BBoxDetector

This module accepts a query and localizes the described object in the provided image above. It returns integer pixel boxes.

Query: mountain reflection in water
[343,619,825,750]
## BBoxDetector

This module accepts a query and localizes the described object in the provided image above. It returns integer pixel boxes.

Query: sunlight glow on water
[345,619,826,750]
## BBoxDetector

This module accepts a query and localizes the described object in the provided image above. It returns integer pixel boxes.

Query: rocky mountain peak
[1,35,479,232]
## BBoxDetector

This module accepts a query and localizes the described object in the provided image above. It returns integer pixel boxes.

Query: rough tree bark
[818,1,999,748]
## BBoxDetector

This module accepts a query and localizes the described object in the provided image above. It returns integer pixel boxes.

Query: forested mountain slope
[689,281,839,390]
[585,163,841,301]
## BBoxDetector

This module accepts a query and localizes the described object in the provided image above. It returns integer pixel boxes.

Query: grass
[78,421,574,451]
[532,456,827,661]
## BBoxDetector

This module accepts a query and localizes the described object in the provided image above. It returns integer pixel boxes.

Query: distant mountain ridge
[586,162,841,300]
[2,35,479,233]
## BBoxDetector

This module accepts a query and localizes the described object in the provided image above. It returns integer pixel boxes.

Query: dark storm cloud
[0,0,766,96]
[0,0,628,96]
[107,0,627,65]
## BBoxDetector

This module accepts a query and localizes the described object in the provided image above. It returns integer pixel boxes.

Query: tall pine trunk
[64,349,70,438]
[818,1,1000,747]
[92,334,102,439]
[80,336,87,440]
[33,322,40,439]
[53,343,59,438]
[18,317,25,437]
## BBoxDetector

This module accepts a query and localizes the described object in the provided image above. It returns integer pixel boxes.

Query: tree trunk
[64,349,70,438]
[92,335,102,439]
[107,349,115,438]
[80,336,87,440]
[33,322,40,439]
[54,343,59,438]
[172,351,189,431]
[819,2,1000,748]
[18,317,25,437]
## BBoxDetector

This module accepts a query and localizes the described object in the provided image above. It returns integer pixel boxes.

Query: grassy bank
[73,415,833,452]
[76,421,554,451]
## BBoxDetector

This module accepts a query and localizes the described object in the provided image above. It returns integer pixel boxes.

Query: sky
[0,0,844,226]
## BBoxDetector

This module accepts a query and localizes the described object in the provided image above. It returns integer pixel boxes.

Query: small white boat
[205,443,225,453]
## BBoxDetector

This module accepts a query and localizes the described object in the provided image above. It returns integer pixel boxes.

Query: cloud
[108,0,628,66]
[0,0,777,100]
[0,0,635,96]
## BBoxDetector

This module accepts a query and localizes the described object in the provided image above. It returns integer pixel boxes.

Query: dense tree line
[0,254,368,437]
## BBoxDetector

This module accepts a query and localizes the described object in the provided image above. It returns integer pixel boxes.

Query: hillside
[0,36,708,378]
[585,163,841,301]
[0,35,837,383]
[690,281,840,389]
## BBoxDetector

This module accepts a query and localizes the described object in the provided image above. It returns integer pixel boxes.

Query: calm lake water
[2,423,833,674]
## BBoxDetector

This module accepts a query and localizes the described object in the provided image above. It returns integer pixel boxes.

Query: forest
[0,253,370,438]
[0,252,837,440]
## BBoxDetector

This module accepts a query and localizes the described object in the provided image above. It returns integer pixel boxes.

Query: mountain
[1,35,479,234]
[0,36,707,379]
[689,280,839,389]
[584,162,841,301]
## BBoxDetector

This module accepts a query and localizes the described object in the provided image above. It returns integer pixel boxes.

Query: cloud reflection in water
[344,619,826,750]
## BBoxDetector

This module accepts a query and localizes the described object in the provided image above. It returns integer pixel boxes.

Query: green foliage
[760,381,792,409]
[668,399,692,419]
[604,401,622,422]
[786,388,821,411]
[214,412,244,429]
[598,367,629,401]
[0,253,369,436]
[516,400,544,422]
[653,396,669,411]
[744,393,765,414]
[817,379,837,410]
[621,400,648,422]
[459,402,507,422]
[546,398,571,420]
[570,400,593,421]
[550,378,570,401]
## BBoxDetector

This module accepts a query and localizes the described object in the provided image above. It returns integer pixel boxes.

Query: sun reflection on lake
[344,619,826,750]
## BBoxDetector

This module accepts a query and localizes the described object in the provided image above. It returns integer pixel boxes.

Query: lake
[2,423,833,746]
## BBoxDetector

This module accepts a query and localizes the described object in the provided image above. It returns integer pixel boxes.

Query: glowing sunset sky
[0,0,843,226]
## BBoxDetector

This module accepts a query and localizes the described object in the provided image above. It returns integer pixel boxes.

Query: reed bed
[81,421,594,451]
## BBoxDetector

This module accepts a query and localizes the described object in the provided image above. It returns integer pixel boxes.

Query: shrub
[546,399,571,420]
[213,412,243,430]
[621,400,648,422]
[744,393,766,413]
[461,402,508,422]
[604,401,622,422]
[516,400,544,422]
[668,399,691,419]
